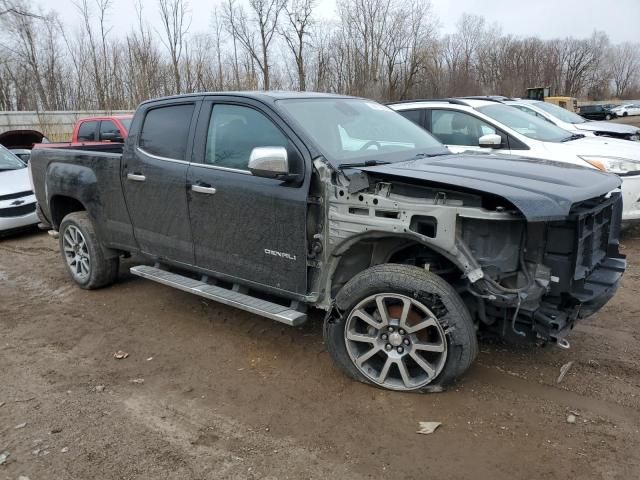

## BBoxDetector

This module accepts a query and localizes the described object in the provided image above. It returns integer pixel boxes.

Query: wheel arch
[50,194,87,229]
[325,232,464,301]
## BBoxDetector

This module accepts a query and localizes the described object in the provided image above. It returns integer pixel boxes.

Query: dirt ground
[0,225,638,480]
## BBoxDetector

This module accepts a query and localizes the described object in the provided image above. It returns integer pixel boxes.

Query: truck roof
[140,91,356,107]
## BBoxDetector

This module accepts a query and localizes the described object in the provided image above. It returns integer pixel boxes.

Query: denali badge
[264,249,297,261]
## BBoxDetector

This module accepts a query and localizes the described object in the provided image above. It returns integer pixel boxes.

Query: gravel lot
[1,225,639,480]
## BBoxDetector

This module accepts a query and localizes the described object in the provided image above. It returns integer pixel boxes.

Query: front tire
[324,264,477,392]
[605,114,612,120]
[59,212,119,289]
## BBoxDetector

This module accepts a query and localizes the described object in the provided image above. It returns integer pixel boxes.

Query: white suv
[504,99,640,142]
[388,98,640,224]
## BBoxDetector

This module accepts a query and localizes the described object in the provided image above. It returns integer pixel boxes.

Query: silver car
[0,145,38,234]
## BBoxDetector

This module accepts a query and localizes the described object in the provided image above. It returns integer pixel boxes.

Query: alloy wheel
[344,293,448,391]
[62,225,91,281]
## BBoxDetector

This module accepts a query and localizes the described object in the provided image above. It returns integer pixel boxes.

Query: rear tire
[59,212,119,289]
[324,264,477,392]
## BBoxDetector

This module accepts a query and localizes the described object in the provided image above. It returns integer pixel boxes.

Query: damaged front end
[463,191,625,346]
[318,154,626,348]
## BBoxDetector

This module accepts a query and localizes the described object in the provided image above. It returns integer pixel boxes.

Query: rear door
[186,98,310,295]
[122,99,201,264]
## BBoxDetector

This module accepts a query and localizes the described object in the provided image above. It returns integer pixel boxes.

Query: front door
[186,100,309,295]
[429,109,510,155]
[122,100,199,264]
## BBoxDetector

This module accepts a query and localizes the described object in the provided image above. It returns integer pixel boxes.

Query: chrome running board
[130,265,307,327]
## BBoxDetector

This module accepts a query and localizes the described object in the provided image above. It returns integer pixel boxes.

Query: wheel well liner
[50,195,86,229]
[328,234,462,298]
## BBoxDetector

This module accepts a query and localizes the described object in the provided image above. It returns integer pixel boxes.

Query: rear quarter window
[139,104,195,160]
[398,109,423,127]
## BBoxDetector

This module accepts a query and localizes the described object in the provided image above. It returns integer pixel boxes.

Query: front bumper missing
[532,256,626,342]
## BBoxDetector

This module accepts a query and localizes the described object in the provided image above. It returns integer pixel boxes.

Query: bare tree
[280,0,314,91]
[223,0,286,90]
[610,42,640,98]
[0,0,41,18]
[157,0,191,94]
[211,6,226,90]
[2,1,639,112]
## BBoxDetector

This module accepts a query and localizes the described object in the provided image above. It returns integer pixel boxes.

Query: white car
[504,99,640,142]
[611,103,640,117]
[0,145,38,234]
[388,98,640,224]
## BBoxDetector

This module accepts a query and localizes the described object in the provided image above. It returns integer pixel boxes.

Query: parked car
[578,104,617,121]
[72,115,132,142]
[10,149,32,163]
[0,130,50,164]
[0,129,49,149]
[388,98,640,224]
[0,144,38,234]
[30,92,625,392]
[504,99,640,141]
[611,104,640,117]
[33,115,133,151]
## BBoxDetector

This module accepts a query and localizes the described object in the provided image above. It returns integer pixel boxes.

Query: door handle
[127,173,146,182]
[191,184,217,195]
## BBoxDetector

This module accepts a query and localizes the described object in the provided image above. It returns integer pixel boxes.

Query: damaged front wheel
[325,264,477,392]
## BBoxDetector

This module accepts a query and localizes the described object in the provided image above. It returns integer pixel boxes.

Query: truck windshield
[277,98,448,166]
[0,146,25,170]
[478,104,572,142]
[533,101,586,124]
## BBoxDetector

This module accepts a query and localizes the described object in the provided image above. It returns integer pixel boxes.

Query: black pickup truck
[30,92,626,392]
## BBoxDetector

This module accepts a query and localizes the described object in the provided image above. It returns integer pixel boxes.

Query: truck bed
[29,146,135,250]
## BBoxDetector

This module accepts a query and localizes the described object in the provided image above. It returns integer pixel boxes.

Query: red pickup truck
[33,115,133,151]
[71,115,133,143]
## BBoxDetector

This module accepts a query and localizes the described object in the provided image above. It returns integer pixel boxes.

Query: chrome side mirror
[478,133,502,148]
[248,146,289,178]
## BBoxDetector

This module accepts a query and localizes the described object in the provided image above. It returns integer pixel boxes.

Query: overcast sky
[45,0,640,44]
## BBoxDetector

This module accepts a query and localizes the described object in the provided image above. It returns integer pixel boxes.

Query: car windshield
[0,145,25,170]
[277,98,448,166]
[478,104,572,142]
[120,118,132,132]
[532,101,586,124]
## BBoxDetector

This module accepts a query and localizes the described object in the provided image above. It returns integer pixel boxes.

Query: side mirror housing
[479,133,502,148]
[248,146,290,179]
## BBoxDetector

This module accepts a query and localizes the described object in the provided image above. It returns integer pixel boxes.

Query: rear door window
[77,121,97,141]
[99,120,123,141]
[139,104,195,160]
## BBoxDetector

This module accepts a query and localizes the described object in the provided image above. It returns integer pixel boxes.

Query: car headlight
[579,155,640,175]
